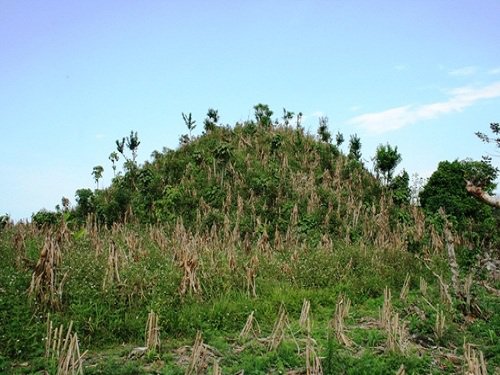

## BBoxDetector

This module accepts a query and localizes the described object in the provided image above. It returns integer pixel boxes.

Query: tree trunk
[466,181,500,209]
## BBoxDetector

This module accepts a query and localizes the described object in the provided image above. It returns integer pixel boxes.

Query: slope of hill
[1,113,498,374]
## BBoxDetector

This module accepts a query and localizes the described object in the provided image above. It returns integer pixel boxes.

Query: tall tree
[254,103,273,128]
[317,116,331,143]
[466,123,500,208]
[373,143,402,184]
[182,112,197,138]
[92,165,104,189]
[203,108,219,133]
[348,134,362,162]
[126,131,140,162]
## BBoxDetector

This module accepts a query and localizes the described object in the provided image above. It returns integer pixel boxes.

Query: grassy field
[1,220,498,374]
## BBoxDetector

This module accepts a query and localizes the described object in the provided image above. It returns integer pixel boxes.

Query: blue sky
[1,1,499,220]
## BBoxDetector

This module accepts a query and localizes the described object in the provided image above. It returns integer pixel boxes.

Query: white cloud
[348,82,500,134]
[448,66,477,76]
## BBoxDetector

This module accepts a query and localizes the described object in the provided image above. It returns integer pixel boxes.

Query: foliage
[2,106,498,373]
[419,159,498,244]
[374,143,402,184]
[348,134,362,162]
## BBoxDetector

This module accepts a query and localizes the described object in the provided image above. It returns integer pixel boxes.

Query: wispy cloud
[448,66,477,76]
[348,82,500,134]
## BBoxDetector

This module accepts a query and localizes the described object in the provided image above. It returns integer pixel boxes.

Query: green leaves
[374,143,402,184]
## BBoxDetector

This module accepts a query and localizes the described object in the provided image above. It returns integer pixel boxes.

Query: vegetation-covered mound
[1,108,499,374]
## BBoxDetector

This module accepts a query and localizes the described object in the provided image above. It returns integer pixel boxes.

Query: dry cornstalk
[299,299,311,330]
[28,237,67,310]
[436,274,453,307]
[185,331,204,375]
[399,274,411,301]
[395,364,406,375]
[102,240,121,290]
[145,310,161,352]
[380,287,392,329]
[463,342,487,375]
[267,304,294,351]
[331,294,352,347]
[434,310,446,340]
[46,317,86,375]
[239,311,261,339]
[179,250,201,296]
[305,333,323,375]
[245,255,259,298]
[419,277,428,297]
[385,312,408,354]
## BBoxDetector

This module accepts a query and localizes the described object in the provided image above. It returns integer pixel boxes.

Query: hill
[1,107,499,374]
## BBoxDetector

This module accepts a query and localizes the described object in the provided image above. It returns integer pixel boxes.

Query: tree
[348,134,362,161]
[92,165,104,189]
[373,143,402,184]
[420,160,497,236]
[182,112,197,138]
[203,108,219,133]
[282,108,294,126]
[390,170,410,205]
[254,103,273,128]
[126,131,140,162]
[317,116,331,143]
[109,151,119,177]
[335,132,344,147]
[466,123,500,208]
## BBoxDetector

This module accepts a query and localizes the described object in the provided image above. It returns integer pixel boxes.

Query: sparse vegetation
[1,107,498,373]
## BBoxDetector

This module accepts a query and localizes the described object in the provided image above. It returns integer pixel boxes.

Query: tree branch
[466,181,500,209]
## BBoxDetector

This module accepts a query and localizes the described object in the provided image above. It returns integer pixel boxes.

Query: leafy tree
[282,108,294,126]
[475,122,500,151]
[109,151,119,177]
[317,116,331,143]
[466,123,500,208]
[203,108,219,133]
[373,143,402,184]
[390,170,410,205]
[126,131,140,162]
[92,165,104,189]
[348,134,362,162]
[74,188,95,222]
[335,132,344,147]
[182,112,197,138]
[254,103,273,128]
[419,160,498,239]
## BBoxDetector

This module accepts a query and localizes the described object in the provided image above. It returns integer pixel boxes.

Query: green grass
[0,224,498,374]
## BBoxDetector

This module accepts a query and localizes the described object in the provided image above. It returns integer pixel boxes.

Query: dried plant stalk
[103,240,121,290]
[419,277,428,297]
[185,331,204,375]
[463,342,487,375]
[434,310,446,340]
[179,249,201,296]
[399,274,411,301]
[299,299,311,330]
[245,255,259,298]
[267,304,291,351]
[28,237,66,310]
[331,294,352,347]
[436,274,453,307]
[385,312,408,354]
[380,287,392,329]
[145,310,160,352]
[45,317,86,375]
[239,311,261,339]
[395,364,406,375]
[305,333,323,375]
